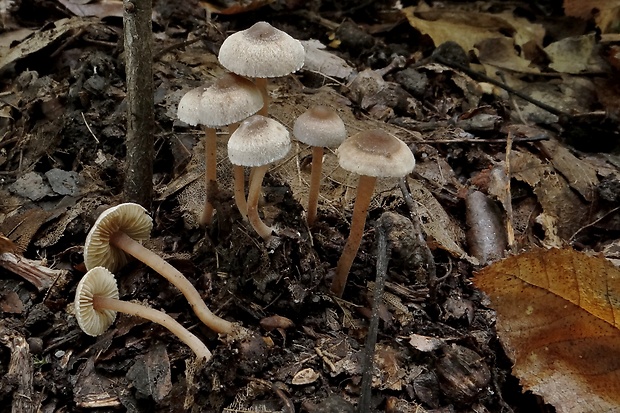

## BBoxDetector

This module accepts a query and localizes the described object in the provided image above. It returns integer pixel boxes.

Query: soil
[0,1,618,413]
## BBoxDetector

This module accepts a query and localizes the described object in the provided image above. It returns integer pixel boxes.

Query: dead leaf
[407,178,477,264]
[474,248,620,413]
[0,17,93,70]
[564,0,620,33]
[57,0,123,18]
[301,39,354,80]
[544,33,608,74]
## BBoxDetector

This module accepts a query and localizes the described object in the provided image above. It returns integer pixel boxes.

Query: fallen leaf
[564,0,620,33]
[57,0,123,18]
[301,39,354,80]
[0,17,93,70]
[474,248,620,413]
[544,33,608,74]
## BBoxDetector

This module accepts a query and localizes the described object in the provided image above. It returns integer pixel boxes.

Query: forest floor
[1,1,620,412]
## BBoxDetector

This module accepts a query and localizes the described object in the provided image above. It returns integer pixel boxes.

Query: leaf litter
[0,1,619,412]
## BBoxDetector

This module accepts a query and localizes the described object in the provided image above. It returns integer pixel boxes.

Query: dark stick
[123,0,154,208]
[358,213,391,413]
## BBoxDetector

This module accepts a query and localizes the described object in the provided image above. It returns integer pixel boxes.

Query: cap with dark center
[293,106,347,148]
[228,115,291,167]
[84,203,152,272]
[337,129,415,178]
[293,106,347,226]
[200,73,263,127]
[331,129,415,297]
[218,21,305,78]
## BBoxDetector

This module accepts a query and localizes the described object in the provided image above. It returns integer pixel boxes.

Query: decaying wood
[0,252,64,291]
[0,325,36,413]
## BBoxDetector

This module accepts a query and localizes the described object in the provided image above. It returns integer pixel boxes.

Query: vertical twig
[358,213,391,413]
[123,0,154,207]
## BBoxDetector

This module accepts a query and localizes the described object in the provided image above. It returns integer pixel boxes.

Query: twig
[570,206,620,242]
[414,136,549,144]
[81,112,99,144]
[358,213,392,413]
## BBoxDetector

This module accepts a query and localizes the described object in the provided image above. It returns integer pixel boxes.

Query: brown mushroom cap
[84,203,152,272]
[293,106,347,148]
[177,86,208,126]
[74,266,119,336]
[218,21,305,78]
[199,73,263,127]
[337,129,415,178]
[227,115,291,167]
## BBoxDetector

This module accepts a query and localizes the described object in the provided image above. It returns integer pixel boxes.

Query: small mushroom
[84,203,239,335]
[74,266,212,362]
[218,21,305,116]
[227,115,291,241]
[293,106,347,226]
[331,129,415,297]
[178,74,263,226]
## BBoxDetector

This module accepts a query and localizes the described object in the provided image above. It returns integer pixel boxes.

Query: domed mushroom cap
[227,115,291,167]
[84,203,153,272]
[177,86,208,126]
[218,21,305,78]
[338,129,415,178]
[200,73,263,127]
[293,106,347,148]
[74,266,119,336]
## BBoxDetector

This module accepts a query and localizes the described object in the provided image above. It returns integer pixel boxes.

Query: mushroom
[330,129,415,297]
[84,203,239,335]
[293,106,347,226]
[218,21,305,116]
[227,115,291,241]
[177,74,263,226]
[74,266,212,362]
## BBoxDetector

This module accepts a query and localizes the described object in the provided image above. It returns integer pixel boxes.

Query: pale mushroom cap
[337,129,415,178]
[177,86,208,126]
[199,73,264,127]
[218,21,305,78]
[84,203,153,273]
[227,115,291,167]
[293,106,347,148]
[74,266,119,336]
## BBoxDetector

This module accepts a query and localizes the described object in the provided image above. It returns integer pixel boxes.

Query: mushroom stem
[247,164,273,240]
[110,232,236,335]
[93,295,212,362]
[233,165,248,220]
[307,146,324,226]
[200,127,218,226]
[331,175,377,297]
[255,77,268,116]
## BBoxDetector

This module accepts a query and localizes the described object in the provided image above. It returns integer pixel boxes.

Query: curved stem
[111,232,236,335]
[307,146,324,226]
[200,127,218,226]
[94,295,212,362]
[233,165,248,220]
[331,175,377,297]
[247,164,273,241]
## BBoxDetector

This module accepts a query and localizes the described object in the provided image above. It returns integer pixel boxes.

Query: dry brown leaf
[474,248,620,413]
[564,0,620,33]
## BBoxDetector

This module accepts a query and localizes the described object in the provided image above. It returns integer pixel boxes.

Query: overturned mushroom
[84,203,240,335]
[74,266,212,362]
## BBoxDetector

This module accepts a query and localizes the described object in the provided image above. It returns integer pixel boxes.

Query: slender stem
[110,232,236,334]
[331,175,377,297]
[255,77,268,116]
[307,146,324,226]
[247,165,273,241]
[200,127,218,226]
[94,295,212,362]
[233,165,248,220]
